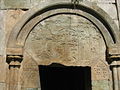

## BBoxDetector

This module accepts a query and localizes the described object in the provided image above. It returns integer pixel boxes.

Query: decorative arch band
[7,2,120,54]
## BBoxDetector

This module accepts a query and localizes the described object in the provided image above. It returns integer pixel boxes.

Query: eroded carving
[26,15,105,65]
[92,60,111,80]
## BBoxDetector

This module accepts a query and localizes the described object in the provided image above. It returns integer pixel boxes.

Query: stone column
[6,55,23,90]
[108,45,120,90]
[110,60,119,90]
[117,61,120,89]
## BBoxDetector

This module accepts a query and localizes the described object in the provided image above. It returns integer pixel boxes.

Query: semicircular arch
[7,1,120,54]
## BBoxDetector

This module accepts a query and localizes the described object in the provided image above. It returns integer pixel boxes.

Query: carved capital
[107,45,120,65]
[6,55,23,68]
[108,45,120,55]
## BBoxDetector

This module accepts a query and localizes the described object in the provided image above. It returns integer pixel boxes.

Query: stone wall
[0,0,119,90]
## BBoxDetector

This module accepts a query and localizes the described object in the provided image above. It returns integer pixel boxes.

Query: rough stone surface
[5,10,26,39]
[114,20,119,29]
[1,0,31,9]
[0,10,5,55]
[0,83,6,90]
[26,15,106,64]
[90,0,115,3]
[97,3,117,20]
[92,80,112,90]
[0,56,6,82]
[0,10,6,83]
[21,53,40,89]
[0,0,116,9]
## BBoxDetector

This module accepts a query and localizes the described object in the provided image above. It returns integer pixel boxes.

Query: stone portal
[6,2,119,90]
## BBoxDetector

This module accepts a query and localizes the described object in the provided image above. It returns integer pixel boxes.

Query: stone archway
[6,2,120,51]
[22,11,110,90]
[6,1,120,90]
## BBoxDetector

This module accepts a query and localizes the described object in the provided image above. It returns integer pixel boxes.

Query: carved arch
[6,1,120,55]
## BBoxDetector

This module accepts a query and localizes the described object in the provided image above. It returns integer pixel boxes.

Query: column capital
[6,55,23,68]
[107,45,120,65]
[108,44,120,55]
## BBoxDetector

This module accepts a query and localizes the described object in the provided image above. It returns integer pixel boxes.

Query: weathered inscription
[26,15,105,63]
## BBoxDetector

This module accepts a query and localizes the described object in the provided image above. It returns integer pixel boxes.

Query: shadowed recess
[39,63,92,90]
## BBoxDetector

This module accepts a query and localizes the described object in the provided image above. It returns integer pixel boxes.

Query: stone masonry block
[2,0,31,9]
[0,83,6,90]
[97,3,117,20]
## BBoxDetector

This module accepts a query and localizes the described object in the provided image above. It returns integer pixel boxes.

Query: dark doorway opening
[39,63,92,90]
